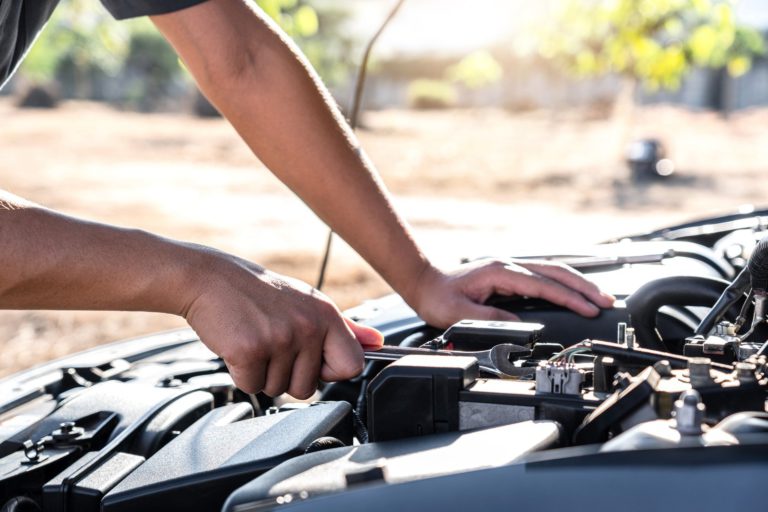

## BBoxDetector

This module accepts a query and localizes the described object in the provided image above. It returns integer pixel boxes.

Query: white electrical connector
[535,362,584,395]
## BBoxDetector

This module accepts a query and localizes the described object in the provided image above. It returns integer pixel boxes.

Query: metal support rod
[316,0,407,290]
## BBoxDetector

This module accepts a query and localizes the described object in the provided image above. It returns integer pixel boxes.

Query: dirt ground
[2,98,768,377]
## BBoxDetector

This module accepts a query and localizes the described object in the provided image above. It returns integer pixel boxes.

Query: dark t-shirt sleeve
[99,0,209,20]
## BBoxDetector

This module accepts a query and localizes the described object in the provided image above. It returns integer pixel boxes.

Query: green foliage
[538,0,765,90]
[20,0,354,103]
[256,0,355,86]
[20,0,129,83]
[120,23,185,111]
[407,79,458,110]
[447,50,503,89]
[258,0,319,38]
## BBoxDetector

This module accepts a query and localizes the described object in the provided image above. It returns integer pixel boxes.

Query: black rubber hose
[305,436,346,454]
[1,498,40,512]
[399,330,435,348]
[694,267,751,336]
[748,236,768,292]
[626,275,731,351]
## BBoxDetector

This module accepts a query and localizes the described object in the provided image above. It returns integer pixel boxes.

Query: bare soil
[2,99,767,377]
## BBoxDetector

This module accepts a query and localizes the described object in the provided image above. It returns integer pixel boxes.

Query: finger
[516,261,615,308]
[262,354,295,397]
[527,263,615,307]
[493,269,601,317]
[320,319,364,382]
[227,359,267,395]
[343,317,384,349]
[288,348,322,400]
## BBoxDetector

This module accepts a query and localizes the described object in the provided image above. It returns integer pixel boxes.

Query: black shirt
[0,0,208,88]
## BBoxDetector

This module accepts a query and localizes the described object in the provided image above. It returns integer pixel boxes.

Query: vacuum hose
[691,235,768,337]
[693,267,750,336]
[627,275,731,351]
[748,236,768,292]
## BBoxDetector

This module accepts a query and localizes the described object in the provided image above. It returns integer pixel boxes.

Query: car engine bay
[1,209,768,512]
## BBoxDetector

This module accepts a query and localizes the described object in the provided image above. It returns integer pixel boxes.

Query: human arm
[150,0,614,326]
[0,190,381,397]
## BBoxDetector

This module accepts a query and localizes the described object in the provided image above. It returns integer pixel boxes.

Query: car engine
[1,209,768,512]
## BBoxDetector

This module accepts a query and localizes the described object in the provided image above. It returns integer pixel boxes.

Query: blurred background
[3,0,768,376]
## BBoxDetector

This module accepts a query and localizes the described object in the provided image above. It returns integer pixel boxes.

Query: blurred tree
[259,0,319,38]
[407,79,458,109]
[535,0,766,162]
[19,0,354,111]
[120,22,186,112]
[20,0,129,101]
[257,0,356,86]
[447,50,503,90]
[538,0,765,92]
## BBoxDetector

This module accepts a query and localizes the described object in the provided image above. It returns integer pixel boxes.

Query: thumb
[343,316,384,349]
[320,318,367,382]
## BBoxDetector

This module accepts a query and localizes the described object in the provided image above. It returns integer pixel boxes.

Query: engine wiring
[548,343,593,364]
[733,288,755,332]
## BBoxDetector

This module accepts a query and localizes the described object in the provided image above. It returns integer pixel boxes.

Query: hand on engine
[410,259,615,329]
[182,251,383,398]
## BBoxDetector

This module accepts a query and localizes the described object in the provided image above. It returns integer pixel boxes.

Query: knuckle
[499,260,527,276]
[219,328,270,362]
[236,343,269,365]
[316,298,340,319]
[488,259,507,269]
[293,310,321,337]
[271,336,292,353]
[267,323,294,349]
[561,291,586,309]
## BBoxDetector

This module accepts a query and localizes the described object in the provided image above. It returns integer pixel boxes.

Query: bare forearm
[150,0,614,329]
[0,189,376,395]
[0,191,199,314]
[152,1,431,305]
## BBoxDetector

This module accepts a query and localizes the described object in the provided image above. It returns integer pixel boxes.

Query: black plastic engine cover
[222,420,561,512]
[226,444,768,512]
[39,390,214,512]
[0,381,204,455]
[101,401,353,512]
[366,355,478,441]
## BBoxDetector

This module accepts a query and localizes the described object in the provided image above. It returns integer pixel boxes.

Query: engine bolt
[674,389,705,436]
[612,372,632,390]
[52,421,84,442]
[688,357,714,388]
[735,362,757,384]
[624,327,636,350]
[653,360,673,378]
[158,376,182,388]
